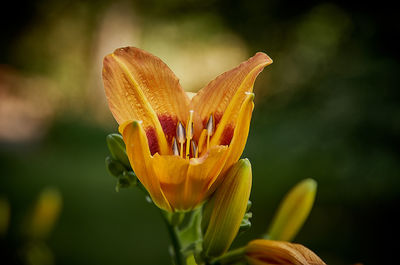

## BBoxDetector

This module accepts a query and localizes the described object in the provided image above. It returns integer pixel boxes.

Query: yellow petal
[154,146,228,211]
[245,239,326,265]
[120,121,172,211]
[206,93,254,193]
[103,47,190,154]
[267,179,317,242]
[185,145,229,209]
[223,92,254,171]
[190,52,272,139]
[202,159,252,258]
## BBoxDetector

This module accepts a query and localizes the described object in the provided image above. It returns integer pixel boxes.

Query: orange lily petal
[120,121,172,211]
[245,239,326,265]
[103,47,190,154]
[186,146,229,208]
[206,93,254,195]
[223,92,255,171]
[152,155,189,211]
[154,146,228,211]
[190,52,272,139]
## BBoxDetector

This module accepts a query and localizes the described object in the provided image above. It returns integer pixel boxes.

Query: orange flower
[102,47,272,211]
[245,239,326,265]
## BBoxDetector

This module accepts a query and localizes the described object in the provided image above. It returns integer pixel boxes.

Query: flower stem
[209,247,245,265]
[161,211,185,265]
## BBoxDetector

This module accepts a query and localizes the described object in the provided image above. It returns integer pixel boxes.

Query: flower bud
[105,156,126,177]
[245,239,326,265]
[106,133,130,168]
[202,159,252,258]
[27,188,62,239]
[267,178,317,241]
[0,197,10,236]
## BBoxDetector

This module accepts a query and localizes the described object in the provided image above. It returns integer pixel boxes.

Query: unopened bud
[202,159,252,257]
[266,178,317,241]
[106,133,130,168]
[245,239,326,265]
[116,170,137,191]
[105,156,126,177]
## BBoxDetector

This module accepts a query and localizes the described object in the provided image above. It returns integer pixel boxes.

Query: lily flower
[245,239,326,265]
[102,47,272,211]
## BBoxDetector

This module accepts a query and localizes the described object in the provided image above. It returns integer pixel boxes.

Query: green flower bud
[116,170,137,191]
[106,133,130,168]
[202,159,252,258]
[105,156,126,177]
[266,178,317,241]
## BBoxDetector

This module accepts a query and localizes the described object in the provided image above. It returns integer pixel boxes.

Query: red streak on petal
[214,112,222,127]
[219,125,234,146]
[158,114,177,142]
[145,127,160,155]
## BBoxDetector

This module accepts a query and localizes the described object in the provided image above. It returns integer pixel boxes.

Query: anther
[185,110,194,159]
[206,114,214,149]
[172,137,180,156]
[206,114,214,136]
[176,122,186,143]
[191,141,198,158]
[176,122,186,158]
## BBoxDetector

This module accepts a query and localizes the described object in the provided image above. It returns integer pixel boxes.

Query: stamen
[206,114,214,136]
[191,141,198,158]
[172,137,180,156]
[186,110,194,159]
[176,122,186,158]
[206,114,214,150]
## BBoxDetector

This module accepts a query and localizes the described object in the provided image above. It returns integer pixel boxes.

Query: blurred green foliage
[1,0,399,264]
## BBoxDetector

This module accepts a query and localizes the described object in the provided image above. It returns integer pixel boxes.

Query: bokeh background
[1,0,399,264]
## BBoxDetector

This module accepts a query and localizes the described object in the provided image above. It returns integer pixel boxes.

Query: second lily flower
[102,47,272,211]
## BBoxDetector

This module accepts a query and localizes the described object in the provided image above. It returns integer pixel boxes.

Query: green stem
[209,247,245,265]
[161,211,185,265]
[135,182,184,264]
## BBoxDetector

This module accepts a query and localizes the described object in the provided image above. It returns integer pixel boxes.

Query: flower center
[172,111,214,159]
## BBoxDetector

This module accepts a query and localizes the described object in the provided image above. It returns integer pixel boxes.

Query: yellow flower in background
[267,178,317,241]
[102,47,272,211]
[28,188,62,239]
[245,239,326,265]
[0,197,10,236]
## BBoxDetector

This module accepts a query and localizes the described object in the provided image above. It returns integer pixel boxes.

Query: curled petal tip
[254,52,273,65]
